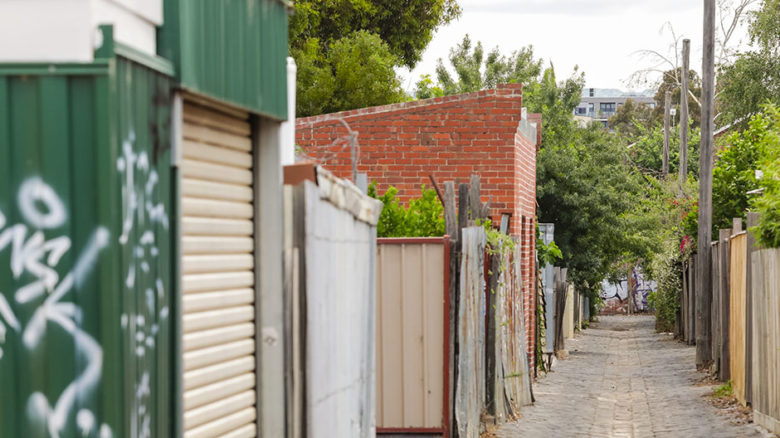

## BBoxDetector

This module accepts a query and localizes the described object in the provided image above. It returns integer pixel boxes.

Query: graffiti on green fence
[0,177,112,438]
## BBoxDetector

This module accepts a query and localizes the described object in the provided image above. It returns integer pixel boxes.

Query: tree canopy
[719,0,780,125]
[414,35,542,98]
[290,0,461,116]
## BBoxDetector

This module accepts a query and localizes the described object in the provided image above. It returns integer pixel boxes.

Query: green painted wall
[159,0,289,120]
[0,53,175,438]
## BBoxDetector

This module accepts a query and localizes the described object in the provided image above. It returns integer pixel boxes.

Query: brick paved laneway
[497,315,772,438]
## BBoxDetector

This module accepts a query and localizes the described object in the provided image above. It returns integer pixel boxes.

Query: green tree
[719,105,780,248]
[414,74,445,100]
[290,0,460,68]
[628,123,701,179]
[719,0,780,125]
[536,125,655,303]
[523,65,586,149]
[608,99,655,137]
[293,31,406,117]
[712,122,764,232]
[650,68,702,128]
[414,34,543,98]
[290,0,461,116]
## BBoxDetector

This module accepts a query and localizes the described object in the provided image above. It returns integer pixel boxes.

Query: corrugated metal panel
[376,239,447,431]
[181,99,258,437]
[114,55,175,438]
[159,0,288,120]
[0,53,174,437]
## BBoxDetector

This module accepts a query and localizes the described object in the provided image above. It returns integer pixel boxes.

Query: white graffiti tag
[118,131,169,438]
[0,178,113,438]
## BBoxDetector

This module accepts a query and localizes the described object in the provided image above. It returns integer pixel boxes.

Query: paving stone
[496,315,774,438]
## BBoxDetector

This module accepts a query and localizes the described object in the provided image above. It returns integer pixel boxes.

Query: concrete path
[497,315,772,438]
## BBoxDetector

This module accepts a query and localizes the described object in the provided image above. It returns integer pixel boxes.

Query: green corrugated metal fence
[0,49,176,438]
[159,0,289,120]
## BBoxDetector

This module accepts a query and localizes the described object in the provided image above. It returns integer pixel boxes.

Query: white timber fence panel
[287,168,383,438]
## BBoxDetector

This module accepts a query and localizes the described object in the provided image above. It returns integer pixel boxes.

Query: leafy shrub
[648,240,683,332]
[713,118,763,232]
[751,106,780,248]
[368,182,445,237]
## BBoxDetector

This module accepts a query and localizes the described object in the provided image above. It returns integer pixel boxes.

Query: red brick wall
[295,83,538,363]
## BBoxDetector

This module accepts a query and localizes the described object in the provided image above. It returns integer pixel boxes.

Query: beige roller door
[181,98,257,438]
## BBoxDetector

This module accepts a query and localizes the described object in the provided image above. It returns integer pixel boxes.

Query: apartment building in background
[574,87,656,127]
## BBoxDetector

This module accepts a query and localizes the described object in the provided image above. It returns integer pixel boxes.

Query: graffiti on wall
[117,130,169,438]
[0,177,112,438]
[600,268,657,314]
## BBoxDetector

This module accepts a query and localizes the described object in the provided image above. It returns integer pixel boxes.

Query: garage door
[180,98,257,438]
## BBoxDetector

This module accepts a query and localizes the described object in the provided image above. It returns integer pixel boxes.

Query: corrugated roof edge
[296,83,524,126]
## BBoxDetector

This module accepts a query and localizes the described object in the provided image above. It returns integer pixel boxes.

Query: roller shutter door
[181,99,257,438]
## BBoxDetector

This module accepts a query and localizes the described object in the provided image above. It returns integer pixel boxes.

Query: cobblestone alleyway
[497,315,772,438]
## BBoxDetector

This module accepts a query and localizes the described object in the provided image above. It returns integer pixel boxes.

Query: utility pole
[663,91,671,176]
[697,0,715,368]
[679,39,691,192]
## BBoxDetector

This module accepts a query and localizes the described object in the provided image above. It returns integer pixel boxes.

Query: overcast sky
[399,0,754,94]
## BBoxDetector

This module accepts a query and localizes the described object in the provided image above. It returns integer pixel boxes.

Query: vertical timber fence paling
[745,212,759,405]
[697,0,716,368]
[712,241,721,374]
[719,229,731,382]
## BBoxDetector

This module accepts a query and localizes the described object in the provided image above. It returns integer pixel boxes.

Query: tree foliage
[414,34,543,98]
[290,0,461,116]
[712,123,763,232]
[647,240,683,332]
[523,65,586,149]
[290,0,460,68]
[293,31,406,117]
[736,105,780,247]
[368,183,445,238]
[628,123,701,179]
[608,99,655,138]
[651,68,703,128]
[536,125,656,301]
[719,0,780,125]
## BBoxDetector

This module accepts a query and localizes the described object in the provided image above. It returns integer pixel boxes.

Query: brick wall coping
[296,83,525,127]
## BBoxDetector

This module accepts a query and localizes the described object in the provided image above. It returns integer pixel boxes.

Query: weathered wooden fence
[375,237,450,435]
[563,284,575,340]
[678,216,780,434]
[487,240,533,424]
[681,255,697,345]
[455,227,487,438]
[751,248,780,434]
[362,176,538,437]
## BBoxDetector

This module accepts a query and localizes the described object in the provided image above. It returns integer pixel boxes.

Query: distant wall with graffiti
[600,268,657,314]
[0,56,174,437]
